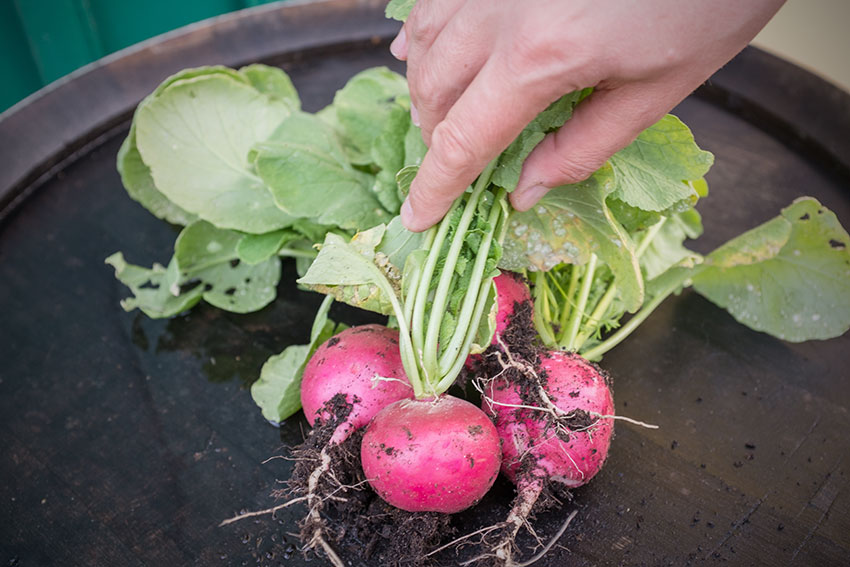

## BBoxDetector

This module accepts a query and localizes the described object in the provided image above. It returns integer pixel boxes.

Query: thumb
[510,84,677,211]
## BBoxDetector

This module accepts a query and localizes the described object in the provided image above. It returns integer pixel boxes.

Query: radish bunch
[294,269,617,566]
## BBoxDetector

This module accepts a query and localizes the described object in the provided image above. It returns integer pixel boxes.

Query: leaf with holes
[692,197,850,341]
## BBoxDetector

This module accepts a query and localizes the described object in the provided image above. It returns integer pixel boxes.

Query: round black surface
[1,2,849,566]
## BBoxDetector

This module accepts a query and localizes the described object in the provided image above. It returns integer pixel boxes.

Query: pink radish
[486,350,614,485]
[467,271,533,374]
[301,324,413,443]
[361,395,502,514]
[492,271,532,338]
[480,349,614,564]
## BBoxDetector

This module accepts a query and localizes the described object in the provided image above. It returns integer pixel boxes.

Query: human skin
[391,0,785,232]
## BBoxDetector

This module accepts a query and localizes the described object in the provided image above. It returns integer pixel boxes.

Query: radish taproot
[485,350,614,486]
[361,395,502,513]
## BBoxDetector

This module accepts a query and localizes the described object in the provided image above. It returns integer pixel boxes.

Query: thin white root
[261,454,291,465]
[370,373,411,388]
[512,509,577,567]
[484,336,659,436]
[492,337,571,423]
[309,532,345,567]
[424,523,506,558]
[218,496,309,527]
[588,411,659,429]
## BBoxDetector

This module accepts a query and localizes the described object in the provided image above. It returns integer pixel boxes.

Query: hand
[392,0,784,231]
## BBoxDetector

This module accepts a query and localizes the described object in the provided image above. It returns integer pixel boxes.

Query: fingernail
[512,184,550,211]
[401,199,416,230]
[390,27,407,60]
[410,102,420,127]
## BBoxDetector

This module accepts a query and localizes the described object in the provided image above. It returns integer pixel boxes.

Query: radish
[296,324,413,566]
[480,349,614,565]
[466,271,533,374]
[361,395,502,513]
[301,324,413,442]
[493,271,533,338]
[485,350,614,486]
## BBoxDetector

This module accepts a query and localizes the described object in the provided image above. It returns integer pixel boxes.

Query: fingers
[391,0,487,142]
[389,26,408,60]
[401,61,557,232]
[510,83,678,211]
[404,1,495,144]
[391,0,465,65]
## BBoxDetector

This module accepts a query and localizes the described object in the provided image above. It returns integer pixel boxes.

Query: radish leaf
[609,115,713,212]
[385,0,416,21]
[298,226,401,316]
[136,74,296,233]
[502,165,644,311]
[693,197,850,341]
[253,112,392,230]
[491,91,588,190]
[236,230,298,265]
[117,122,197,226]
[105,253,203,318]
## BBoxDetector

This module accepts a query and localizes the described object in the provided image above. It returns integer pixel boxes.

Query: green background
[0,0,284,114]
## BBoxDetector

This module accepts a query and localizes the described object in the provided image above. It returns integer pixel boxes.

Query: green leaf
[154,66,248,94]
[386,0,416,21]
[609,114,714,212]
[105,253,203,318]
[116,122,197,226]
[173,221,281,313]
[469,279,498,354]
[250,296,345,423]
[501,165,644,311]
[174,220,243,272]
[115,66,260,226]
[692,197,850,341]
[198,256,280,313]
[237,230,297,265]
[395,165,419,197]
[404,122,428,167]
[253,344,311,424]
[491,91,587,190]
[253,111,393,230]
[291,219,341,243]
[370,105,413,213]
[297,226,403,316]
[238,64,300,109]
[135,73,296,233]
[608,197,662,234]
[328,67,411,164]
[372,104,409,175]
[376,216,427,271]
